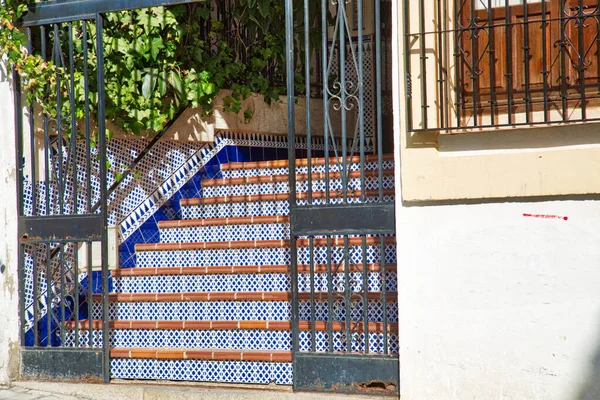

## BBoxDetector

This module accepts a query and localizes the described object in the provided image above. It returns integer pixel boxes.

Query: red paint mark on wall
[523,213,568,221]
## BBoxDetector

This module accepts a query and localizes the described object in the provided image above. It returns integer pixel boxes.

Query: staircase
[70,154,398,384]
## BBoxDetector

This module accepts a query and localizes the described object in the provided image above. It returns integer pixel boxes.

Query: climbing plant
[1,0,321,137]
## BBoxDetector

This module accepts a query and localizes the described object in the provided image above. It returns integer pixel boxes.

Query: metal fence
[285,0,398,394]
[405,0,600,131]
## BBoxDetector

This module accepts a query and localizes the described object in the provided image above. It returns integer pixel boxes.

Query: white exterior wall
[395,200,600,400]
[0,63,22,382]
[391,0,600,397]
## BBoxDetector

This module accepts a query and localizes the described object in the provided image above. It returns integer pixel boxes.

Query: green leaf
[169,71,184,103]
[142,70,157,99]
[150,36,164,60]
[258,0,270,19]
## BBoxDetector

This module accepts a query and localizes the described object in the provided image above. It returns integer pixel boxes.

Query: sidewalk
[8,381,396,400]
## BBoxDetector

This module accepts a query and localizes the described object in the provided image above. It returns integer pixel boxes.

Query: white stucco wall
[0,62,21,383]
[395,200,600,400]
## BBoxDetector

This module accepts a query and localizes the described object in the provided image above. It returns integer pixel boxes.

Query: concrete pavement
[6,381,396,400]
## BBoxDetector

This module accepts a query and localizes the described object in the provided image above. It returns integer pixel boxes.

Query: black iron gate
[284,0,398,394]
[13,0,195,382]
[14,12,110,381]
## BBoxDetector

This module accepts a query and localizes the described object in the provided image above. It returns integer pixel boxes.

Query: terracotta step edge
[203,168,395,187]
[110,348,293,362]
[67,320,399,333]
[158,215,290,229]
[135,236,395,252]
[220,154,395,171]
[111,263,398,277]
[180,188,395,206]
[92,291,399,303]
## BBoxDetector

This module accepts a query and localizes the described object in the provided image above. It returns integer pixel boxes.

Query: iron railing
[285,0,398,393]
[405,0,600,131]
[16,0,196,382]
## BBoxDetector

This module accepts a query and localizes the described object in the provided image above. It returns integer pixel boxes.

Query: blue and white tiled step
[85,154,398,384]
[69,323,399,353]
[218,154,395,178]
[134,237,396,267]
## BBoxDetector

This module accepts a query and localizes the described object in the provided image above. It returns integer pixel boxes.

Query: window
[459,0,600,112]
[404,0,600,131]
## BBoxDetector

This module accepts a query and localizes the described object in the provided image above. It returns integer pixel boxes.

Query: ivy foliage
[1,0,321,137]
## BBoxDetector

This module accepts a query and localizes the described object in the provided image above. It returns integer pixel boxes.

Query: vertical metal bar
[541,0,549,122]
[87,241,93,346]
[454,0,463,129]
[437,0,447,128]
[12,65,25,347]
[285,0,300,371]
[419,0,429,129]
[322,0,330,201]
[54,24,64,215]
[18,245,25,347]
[339,1,348,202]
[523,0,532,122]
[41,26,51,216]
[69,22,78,215]
[361,235,369,354]
[470,0,479,126]
[560,0,568,119]
[27,28,37,216]
[380,237,388,354]
[304,0,312,205]
[358,0,366,201]
[96,14,111,383]
[59,245,66,346]
[326,237,334,352]
[376,0,384,200]
[33,247,40,347]
[486,0,496,125]
[309,237,316,352]
[83,22,92,213]
[505,0,514,124]
[404,0,414,130]
[375,0,385,353]
[343,236,351,352]
[45,245,52,347]
[13,67,24,217]
[578,0,587,119]
[74,244,79,347]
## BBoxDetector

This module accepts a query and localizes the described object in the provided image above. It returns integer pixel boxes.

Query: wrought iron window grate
[405,0,600,131]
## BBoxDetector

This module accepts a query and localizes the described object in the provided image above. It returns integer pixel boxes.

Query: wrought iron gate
[284,0,398,393]
[13,0,194,382]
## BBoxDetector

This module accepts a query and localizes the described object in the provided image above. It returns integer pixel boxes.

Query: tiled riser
[113,272,398,293]
[180,196,395,219]
[203,176,395,197]
[66,329,399,354]
[160,224,289,243]
[220,160,394,179]
[110,358,293,384]
[135,244,397,267]
[94,301,399,323]
[160,224,391,243]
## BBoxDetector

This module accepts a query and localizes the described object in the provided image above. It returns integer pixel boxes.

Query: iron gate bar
[22,0,202,26]
[291,204,396,236]
[294,353,399,394]
[284,0,299,360]
[18,215,104,242]
[21,348,104,380]
[95,13,111,383]
[12,67,26,349]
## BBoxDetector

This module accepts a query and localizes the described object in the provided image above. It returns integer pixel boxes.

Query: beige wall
[398,0,600,201]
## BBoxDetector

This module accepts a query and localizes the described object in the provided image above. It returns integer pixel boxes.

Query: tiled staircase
[73,154,398,384]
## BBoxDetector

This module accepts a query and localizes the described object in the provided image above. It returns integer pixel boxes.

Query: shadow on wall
[577,322,600,400]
